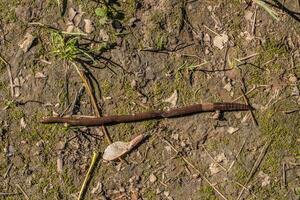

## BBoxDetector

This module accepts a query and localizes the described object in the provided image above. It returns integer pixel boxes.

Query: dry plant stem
[162,138,228,200]
[0,192,20,196]
[72,62,112,143]
[15,184,29,200]
[236,53,259,62]
[3,163,13,178]
[237,138,273,200]
[251,7,257,35]
[72,62,113,200]
[77,152,99,200]
[227,139,246,173]
[42,103,252,126]
[0,54,14,98]
[281,162,287,188]
[232,85,258,102]
[240,88,258,126]
[284,109,300,114]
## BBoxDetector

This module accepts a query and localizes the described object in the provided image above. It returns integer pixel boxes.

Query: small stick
[203,25,220,36]
[232,85,258,102]
[70,86,85,115]
[240,88,258,126]
[3,163,13,178]
[41,103,253,127]
[227,139,246,173]
[235,53,259,62]
[163,138,228,200]
[77,152,99,200]
[251,7,257,35]
[72,62,113,143]
[0,192,20,196]
[0,54,14,98]
[72,62,125,200]
[283,108,300,114]
[237,138,273,200]
[15,184,29,200]
[281,162,287,189]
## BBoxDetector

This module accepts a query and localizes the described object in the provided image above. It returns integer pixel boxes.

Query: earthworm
[41,103,253,127]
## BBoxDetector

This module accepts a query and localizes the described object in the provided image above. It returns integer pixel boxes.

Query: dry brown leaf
[213,33,228,50]
[68,7,77,22]
[163,90,178,107]
[19,33,35,53]
[103,134,145,161]
[84,19,95,34]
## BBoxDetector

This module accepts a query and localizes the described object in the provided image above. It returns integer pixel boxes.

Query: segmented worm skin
[41,103,252,127]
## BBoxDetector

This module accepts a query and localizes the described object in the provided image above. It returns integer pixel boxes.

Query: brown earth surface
[0,0,300,199]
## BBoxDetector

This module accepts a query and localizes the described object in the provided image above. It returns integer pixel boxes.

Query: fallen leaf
[68,7,77,22]
[213,33,228,50]
[240,31,254,41]
[99,29,109,41]
[223,82,232,92]
[66,25,75,33]
[215,153,227,164]
[91,182,103,194]
[209,163,221,175]
[73,7,84,26]
[289,74,298,83]
[84,19,95,34]
[20,117,26,129]
[19,33,35,53]
[5,145,14,157]
[227,127,239,134]
[244,11,253,21]
[291,86,299,96]
[103,134,145,161]
[204,33,211,45]
[149,174,157,183]
[258,171,271,187]
[35,72,47,79]
[163,90,178,107]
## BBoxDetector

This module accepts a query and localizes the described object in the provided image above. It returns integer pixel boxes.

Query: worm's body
[41,103,252,126]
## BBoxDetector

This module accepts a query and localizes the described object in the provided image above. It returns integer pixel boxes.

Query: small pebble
[149,174,157,183]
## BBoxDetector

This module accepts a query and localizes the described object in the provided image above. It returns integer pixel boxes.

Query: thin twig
[70,86,85,115]
[0,54,14,98]
[281,162,287,189]
[77,152,99,200]
[3,163,13,178]
[235,53,259,62]
[232,86,257,102]
[283,108,300,114]
[0,192,20,196]
[72,62,112,143]
[15,184,29,200]
[203,25,220,36]
[237,138,273,200]
[227,139,246,173]
[72,62,125,200]
[162,138,228,200]
[251,7,257,35]
[240,88,258,126]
